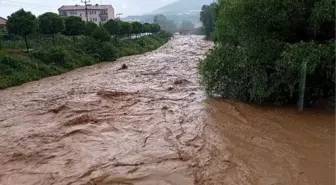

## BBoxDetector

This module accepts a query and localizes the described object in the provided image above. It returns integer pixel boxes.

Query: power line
[81,0,90,22]
[0,0,7,12]
[2,0,55,8]
[8,0,47,6]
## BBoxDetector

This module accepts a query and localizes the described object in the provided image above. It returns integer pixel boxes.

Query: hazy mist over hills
[152,0,214,15]
[121,0,214,23]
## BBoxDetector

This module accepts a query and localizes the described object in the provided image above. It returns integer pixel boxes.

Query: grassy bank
[0,31,171,89]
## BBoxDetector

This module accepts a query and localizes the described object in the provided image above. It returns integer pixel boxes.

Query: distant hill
[152,0,214,15]
[121,0,214,23]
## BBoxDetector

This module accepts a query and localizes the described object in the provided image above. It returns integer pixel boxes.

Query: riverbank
[0,31,171,89]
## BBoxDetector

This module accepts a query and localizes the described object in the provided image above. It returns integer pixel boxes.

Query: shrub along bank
[199,0,335,107]
[0,31,171,89]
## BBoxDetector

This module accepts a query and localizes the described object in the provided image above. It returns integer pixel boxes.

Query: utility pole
[81,0,90,22]
[116,13,122,19]
[298,61,307,112]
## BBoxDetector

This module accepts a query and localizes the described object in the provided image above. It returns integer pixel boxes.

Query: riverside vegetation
[0,9,171,89]
[199,0,335,107]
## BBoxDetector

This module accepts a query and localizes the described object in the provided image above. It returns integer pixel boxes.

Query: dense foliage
[84,21,98,36]
[63,16,85,38]
[120,21,133,37]
[1,9,170,89]
[92,27,110,42]
[199,0,335,106]
[104,19,121,36]
[142,23,151,34]
[131,22,143,36]
[200,3,217,39]
[38,12,65,45]
[6,9,37,51]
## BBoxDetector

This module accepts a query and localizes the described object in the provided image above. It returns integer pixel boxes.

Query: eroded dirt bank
[0,36,334,185]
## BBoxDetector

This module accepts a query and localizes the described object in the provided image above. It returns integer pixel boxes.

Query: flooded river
[0,36,334,185]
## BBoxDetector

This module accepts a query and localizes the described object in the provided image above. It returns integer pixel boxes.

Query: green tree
[149,24,155,33]
[92,27,110,42]
[120,21,132,37]
[104,19,121,36]
[150,24,161,33]
[38,12,64,45]
[64,16,85,43]
[0,31,3,49]
[6,9,36,52]
[142,23,151,35]
[199,0,335,107]
[84,21,98,36]
[200,3,217,39]
[131,22,143,37]
[154,24,161,33]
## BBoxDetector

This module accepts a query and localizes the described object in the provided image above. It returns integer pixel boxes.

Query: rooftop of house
[0,17,7,24]
[58,4,113,11]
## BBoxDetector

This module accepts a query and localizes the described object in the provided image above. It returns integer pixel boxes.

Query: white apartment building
[58,4,115,24]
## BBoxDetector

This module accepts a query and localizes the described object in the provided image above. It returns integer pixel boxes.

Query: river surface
[0,36,334,185]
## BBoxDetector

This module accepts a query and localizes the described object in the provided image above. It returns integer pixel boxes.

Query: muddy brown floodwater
[0,35,334,185]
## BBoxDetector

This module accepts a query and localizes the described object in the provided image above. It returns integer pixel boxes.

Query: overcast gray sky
[0,0,175,18]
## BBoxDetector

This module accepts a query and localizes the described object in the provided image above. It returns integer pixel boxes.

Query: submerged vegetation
[199,0,335,107]
[0,9,171,89]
